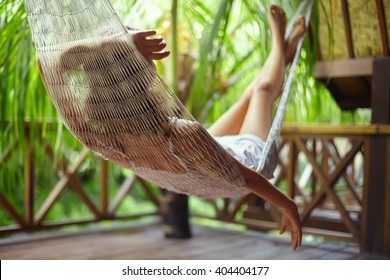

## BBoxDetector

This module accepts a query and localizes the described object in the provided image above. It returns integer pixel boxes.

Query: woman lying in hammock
[37,4,305,250]
[132,5,306,250]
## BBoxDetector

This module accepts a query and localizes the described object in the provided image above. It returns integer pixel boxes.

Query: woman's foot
[268,5,287,50]
[285,15,307,64]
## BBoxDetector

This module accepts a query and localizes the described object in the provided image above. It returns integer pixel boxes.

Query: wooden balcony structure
[310,0,390,256]
[1,123,390,259]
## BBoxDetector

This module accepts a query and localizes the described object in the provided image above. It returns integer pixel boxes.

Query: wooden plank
[0,224,386,260]
[228,194,250,220]
[386,137,390,256]
[375,0,390,56]
[364,58,390,257]
[281,124,390,136]
[160,189,191,238]
[108,175,137,214]
[360,136,371,253]
[43,143,100,218]
[372,58,390,124]
[101,160,108,215]
[340,0,355,58]
[323,139,362,206]
[34,148,90,224]
[314,58,373,78]
[0,194,26,227]
[328,141,363,185]
[318,76,372,110]
[205,199,220,217]
[287,140,297,197]
[362,135,389,256]
[138,178,160,208]
[0,212,157,235]
[24,130,34,226]
[295,139,359,239]
[69,175,100,218]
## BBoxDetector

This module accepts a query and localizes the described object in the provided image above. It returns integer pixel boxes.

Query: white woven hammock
[24,0,312,198]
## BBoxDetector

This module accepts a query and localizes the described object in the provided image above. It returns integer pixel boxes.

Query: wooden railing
[1,123,390,255]
[195,125,390,253]
[0,123,160,234]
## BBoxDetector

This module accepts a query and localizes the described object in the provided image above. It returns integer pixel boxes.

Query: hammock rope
[24,0,312,198]
[258,0,314,173]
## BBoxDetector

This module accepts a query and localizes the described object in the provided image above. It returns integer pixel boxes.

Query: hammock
[24,0,312,198]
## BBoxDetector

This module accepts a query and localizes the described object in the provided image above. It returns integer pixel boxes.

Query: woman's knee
[253,79,274,96]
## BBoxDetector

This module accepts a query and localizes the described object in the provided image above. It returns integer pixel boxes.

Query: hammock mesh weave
[24,0,312,198]
[24,0,253,198]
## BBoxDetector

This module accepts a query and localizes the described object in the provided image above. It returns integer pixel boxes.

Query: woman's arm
[238,163,302,251]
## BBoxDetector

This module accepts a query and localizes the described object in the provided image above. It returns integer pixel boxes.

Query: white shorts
[213,134,277,179]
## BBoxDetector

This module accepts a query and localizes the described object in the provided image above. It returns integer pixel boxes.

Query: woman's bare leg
[238,5,287,140]
[208,6,306,138]
[239,10,306,140]
[207,5,285,137]
[206,91,251,136]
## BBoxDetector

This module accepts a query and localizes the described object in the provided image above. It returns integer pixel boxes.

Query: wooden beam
[362,135,390,256]
[0,194,26,227]
[138,178,160,208]
[363,58,390,256]
[386,138,390,256]
[101,160,108,215]
[229,195,251,220]
[295,138,360,239]
[372,58,390,124]
[375,0,390,56]
[24,129,34,226]
[314,58,373,78]
[108,176,137,214]
[340,0,355,58]
[328,141,363,186]
[287,140,297,198]
[69,175,100,218]
[34,148,89,225]
[281,124,390,136]
[322,139,362,206]
[160,189,192,239]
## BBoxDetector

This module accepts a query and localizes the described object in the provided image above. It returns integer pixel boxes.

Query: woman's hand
[128,28,170,61]
[280,201,302,251]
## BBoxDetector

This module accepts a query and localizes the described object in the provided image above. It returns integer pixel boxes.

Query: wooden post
[385,140,390,256]
[24,127,34,228]
[362,58,390,256]
[101,160,108,217]
[160,190,192,239]
[287,140,296,198]
[372,58,390,124]
[311,139,317,198]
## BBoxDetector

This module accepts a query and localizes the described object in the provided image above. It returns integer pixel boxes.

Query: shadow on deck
[0,220,387,260]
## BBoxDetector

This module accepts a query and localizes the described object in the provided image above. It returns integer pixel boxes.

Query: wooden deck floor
[0,221,388,260]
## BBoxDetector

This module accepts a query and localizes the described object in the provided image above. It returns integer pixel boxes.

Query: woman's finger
[146,51,170,61]
[291,231,298,251]
[133,30,157,38]
[144,37,164,46]
[150,41,167,52]
[279,222,286,234]
[140,40,167,52]
[293,217,302,248]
